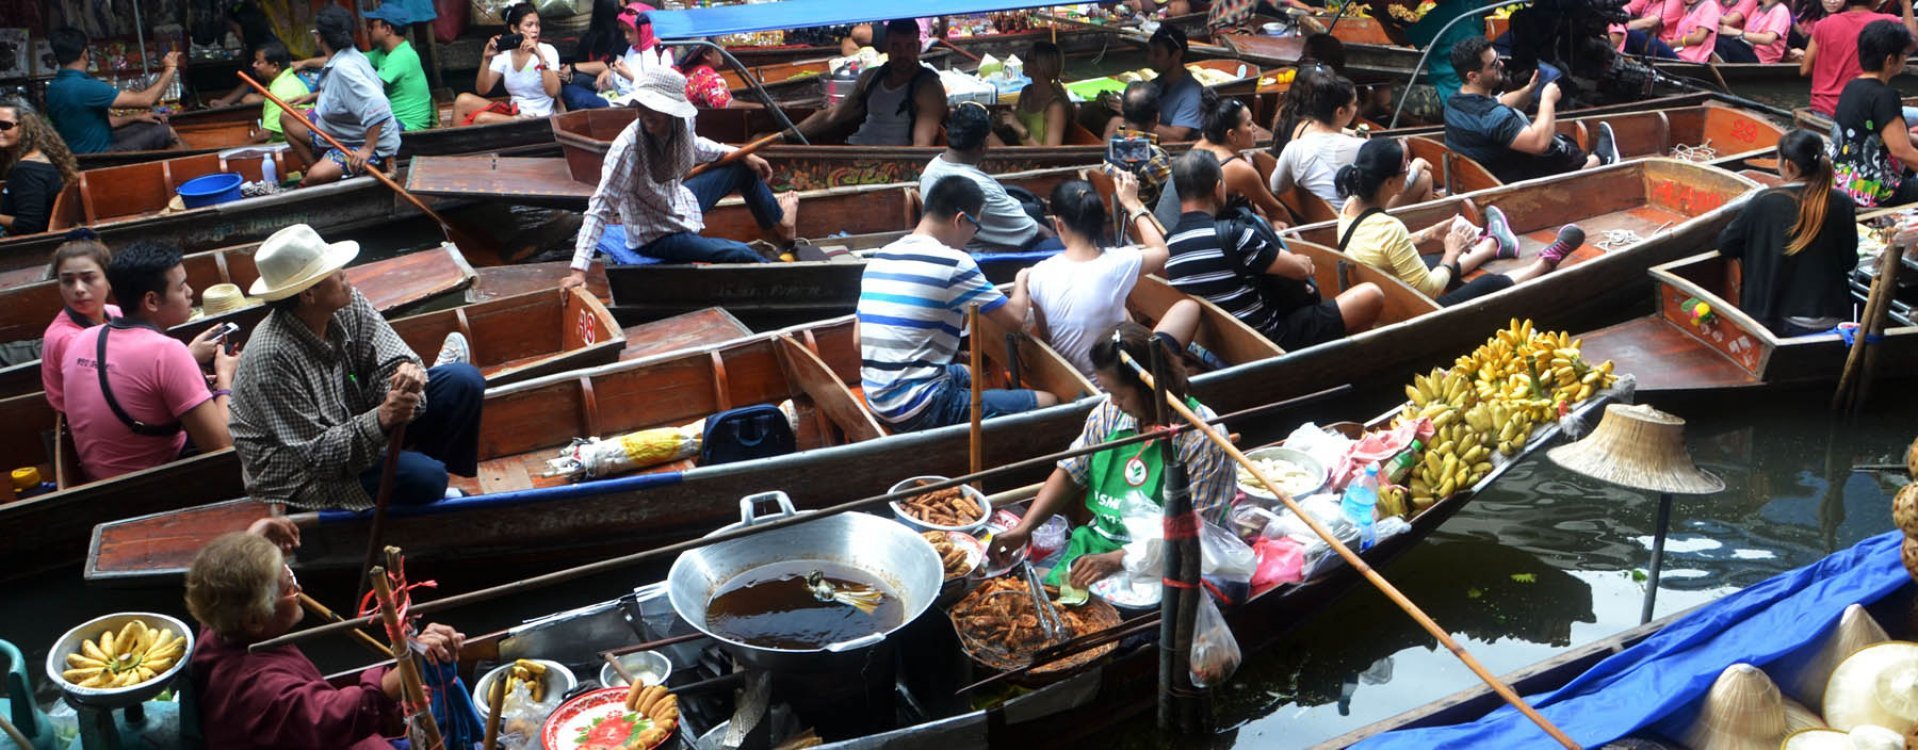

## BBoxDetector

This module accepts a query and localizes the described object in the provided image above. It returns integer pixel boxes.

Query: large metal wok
[668,492,943,672]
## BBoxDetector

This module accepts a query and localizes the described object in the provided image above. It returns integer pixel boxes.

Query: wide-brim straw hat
[1547,403,1725,495]
[248,223,359,301]
[1823,641,1918,734]
[200,283,257,317]
[610,66,696,119]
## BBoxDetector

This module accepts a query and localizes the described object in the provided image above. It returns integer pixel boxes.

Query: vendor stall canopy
[645,0,1078,39]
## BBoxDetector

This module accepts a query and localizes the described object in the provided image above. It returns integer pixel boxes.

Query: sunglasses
[959,212,983,231]
[0,121,15,132]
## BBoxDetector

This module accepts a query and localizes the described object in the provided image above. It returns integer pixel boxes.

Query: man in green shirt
[252,40,312,142]
[364,6,435,131]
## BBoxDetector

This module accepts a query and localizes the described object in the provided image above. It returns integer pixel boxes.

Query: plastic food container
[888,476,991,534]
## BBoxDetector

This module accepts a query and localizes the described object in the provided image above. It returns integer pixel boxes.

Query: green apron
[1045,425,1167,587]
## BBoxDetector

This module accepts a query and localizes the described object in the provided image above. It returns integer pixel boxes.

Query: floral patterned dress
[683,65,733,109]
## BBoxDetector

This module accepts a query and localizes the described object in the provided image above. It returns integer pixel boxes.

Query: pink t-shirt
[1675,0,1723,62]
[1612,0,1691,47]
[1810,11,1901,115]
[1725,0,1760,26]
[41,303,122,411]
[1747,2,1795,62]
[60,323,209,481]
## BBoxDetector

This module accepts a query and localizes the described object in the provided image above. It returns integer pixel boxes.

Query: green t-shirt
[367,40,434,131]
[260,68,313,138]
[1406,0,1488,104]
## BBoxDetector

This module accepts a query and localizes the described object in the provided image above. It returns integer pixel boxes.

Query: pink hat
[618,2,660,50]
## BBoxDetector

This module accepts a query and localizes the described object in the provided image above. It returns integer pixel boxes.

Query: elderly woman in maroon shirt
[185,521,463,750]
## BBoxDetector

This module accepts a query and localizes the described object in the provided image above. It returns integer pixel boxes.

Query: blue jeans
[633,162,783,264]
[1623,29,1679,59]
[357,363,484,506]
[889,363,1044,433]
[561,78,611,110]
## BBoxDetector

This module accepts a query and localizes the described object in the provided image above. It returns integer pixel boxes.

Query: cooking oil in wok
[706,561,903,650]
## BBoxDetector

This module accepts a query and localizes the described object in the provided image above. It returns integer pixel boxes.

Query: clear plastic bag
[1188,594,1242,688]
[493,679,563,750]
[1200,521,1256,580]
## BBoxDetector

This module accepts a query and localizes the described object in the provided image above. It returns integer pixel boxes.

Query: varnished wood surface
[618,307,754,361]
[470,261,610,304]
[1579,316,1761,390]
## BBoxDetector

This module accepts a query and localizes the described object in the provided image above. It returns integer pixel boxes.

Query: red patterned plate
[541,686,675,750]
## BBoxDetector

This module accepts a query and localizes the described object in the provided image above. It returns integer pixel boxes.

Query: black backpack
[1212,205,1320,312]
[698,404,796,466]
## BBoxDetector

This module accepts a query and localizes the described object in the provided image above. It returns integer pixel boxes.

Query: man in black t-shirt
[1831,20,1918,208]
[1442,37,1622,184]
[1160,150,1383,351]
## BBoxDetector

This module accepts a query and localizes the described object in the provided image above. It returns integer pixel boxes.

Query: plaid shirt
[1102,128,1173,210]
[1057,397,1235,525]
[229,289,422,510]
[569,118,738,271]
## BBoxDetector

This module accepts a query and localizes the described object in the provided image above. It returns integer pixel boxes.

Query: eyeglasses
[959,212,983,231]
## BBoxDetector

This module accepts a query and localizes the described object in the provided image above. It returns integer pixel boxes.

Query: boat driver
[791,18,949,147]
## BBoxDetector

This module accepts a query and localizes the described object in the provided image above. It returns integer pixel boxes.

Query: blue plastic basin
[176,173,245,209]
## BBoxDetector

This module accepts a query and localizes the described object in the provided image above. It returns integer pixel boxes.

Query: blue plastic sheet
[647,0,1089,39]
[1357,531,1911,749]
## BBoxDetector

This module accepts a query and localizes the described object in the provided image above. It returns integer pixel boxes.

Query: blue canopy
[648,0,1081,40]
[1356,531,1911,748]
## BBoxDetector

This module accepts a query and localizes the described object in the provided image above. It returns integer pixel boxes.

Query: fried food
[921,531,974,580]
[900,484,982,527]
[949,577,1116,674]
[623,682,679,742]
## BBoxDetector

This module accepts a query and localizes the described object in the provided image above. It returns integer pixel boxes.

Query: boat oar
[356,423,407,605]
[298,593,393,658]
[686,131,789,180]
[969,303,985,492]
[1115,351,1582,749]
[235,72,508,267]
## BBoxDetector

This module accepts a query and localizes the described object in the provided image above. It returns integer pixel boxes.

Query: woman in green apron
[990,322,1237,589]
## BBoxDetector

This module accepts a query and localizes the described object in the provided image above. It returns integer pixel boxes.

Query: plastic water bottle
[1341,464,1380,552]
[260,153,278,186]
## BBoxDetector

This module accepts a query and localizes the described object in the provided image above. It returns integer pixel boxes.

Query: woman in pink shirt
[39,231,119,410]
[1721,0,1800,61]
[1614,0,1688,56]
[1672,0,1724,62]
[1800,0,1917,116]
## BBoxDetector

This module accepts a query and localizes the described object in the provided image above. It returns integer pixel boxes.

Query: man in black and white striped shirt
[1162,150,1382,351]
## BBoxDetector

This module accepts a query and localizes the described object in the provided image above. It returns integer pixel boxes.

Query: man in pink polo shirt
[58,241,238,481]
[1801,0,1918,116]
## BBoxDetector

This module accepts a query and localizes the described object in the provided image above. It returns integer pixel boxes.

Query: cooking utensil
[888,476,992,534]
[599,650,672,688]
[1020,561,1070,644]
[47,612,195,709]
[472,659,575,720]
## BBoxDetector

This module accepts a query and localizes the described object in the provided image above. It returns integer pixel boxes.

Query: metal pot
[667,492,942,672]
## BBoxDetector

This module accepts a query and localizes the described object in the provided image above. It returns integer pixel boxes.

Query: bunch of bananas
[1490,2,1524,18]
[501,658,549,703]
[63,620,184,689]
[1386,319,1618,514]
[625,684,680,747]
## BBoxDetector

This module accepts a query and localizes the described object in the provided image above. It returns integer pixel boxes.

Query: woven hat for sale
[1547,403,1724,495]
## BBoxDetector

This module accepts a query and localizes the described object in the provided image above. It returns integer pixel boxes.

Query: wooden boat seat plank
[1477,205,1693,277]
[90,499,272,579]
[1578,316,1760,390]
[619,308,755,361]
[353,246,477,312]
[405,156,593,201]
[472,262,610,304]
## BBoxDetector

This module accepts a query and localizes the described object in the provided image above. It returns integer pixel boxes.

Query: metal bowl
[472,659,576,720]
[1236,446,1329,502]
[46,612,195,709]
[887,476,991,534]
[598,650,672,688]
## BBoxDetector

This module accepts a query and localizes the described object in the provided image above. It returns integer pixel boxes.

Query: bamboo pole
[1117,351,1581,749]
[250,386,1351,652]
[1151,342,1208,734]
[1834,234,1903,411]
[357,423,408,606]
[481,674,505,750]
[969,303,985,492]
[297,593,393,658]
[371,562,446,750]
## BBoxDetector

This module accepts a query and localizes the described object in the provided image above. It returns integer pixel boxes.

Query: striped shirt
[857,234,1007,425]
[570,118,737,271]
[1163,210,1281,332]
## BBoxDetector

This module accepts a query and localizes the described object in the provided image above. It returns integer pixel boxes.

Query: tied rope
[1669,139,1717,163]
[358,555,440,722]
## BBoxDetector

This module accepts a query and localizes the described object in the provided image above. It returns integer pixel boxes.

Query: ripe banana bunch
[502,658,549,703]
[63,619,183,689]
[626,683,680,747]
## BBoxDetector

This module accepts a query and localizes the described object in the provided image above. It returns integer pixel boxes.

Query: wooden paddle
[686,131,788,180]
[235,72,508,267]
[355,423,407,605]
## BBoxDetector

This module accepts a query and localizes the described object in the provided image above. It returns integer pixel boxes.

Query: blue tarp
[647,0,1082,40]
[1358,530,1911,749]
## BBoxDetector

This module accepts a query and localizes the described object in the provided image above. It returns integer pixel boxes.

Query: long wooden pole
[371,561,446,750]
[357,423,408,605]
[251,386,1351,651]
[297,593,393,658]
[1117,351,1581,749]
[1834,235,1903,411]
[969,303,985,492]
[685,131,788,180]
[1150,342,1208,734]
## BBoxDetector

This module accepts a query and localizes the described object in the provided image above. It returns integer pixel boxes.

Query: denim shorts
[887,363,1043,433]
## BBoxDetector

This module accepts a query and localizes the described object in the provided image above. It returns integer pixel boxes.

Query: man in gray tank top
[793,18,948,147]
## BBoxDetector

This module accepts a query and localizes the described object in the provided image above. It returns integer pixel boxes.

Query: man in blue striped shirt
[858,176,1060,432]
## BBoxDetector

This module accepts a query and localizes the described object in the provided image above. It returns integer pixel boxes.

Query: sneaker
[1484,206,1520,260]
[1540,224,1585,266]
[1594,122,1621,166]
[434,331,470,367]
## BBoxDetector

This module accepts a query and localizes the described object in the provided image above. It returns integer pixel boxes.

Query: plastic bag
[1200,521,1256,603]
[1251,536,1304,594]
[1299,516,1360,581]
[1188,594,1242,688]
[493,679,563,750]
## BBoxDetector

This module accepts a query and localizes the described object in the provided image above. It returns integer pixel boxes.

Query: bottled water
[1340,464,1380,552]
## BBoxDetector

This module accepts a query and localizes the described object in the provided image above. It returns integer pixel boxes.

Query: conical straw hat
[1547,403,1724,495]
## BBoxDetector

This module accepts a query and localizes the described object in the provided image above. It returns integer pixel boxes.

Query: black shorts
[1263,299,1346,351]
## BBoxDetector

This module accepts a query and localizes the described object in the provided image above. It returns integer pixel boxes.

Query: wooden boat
[1322,531,1911,748]
[1578,249,1918,393]
[0,243,477,399]
[84,314,1098,583]
[83,161,1752,585]
[0,289,741,582]
[720,12,1212,67]
[0,150,439,275]
[1793,94,1918,134]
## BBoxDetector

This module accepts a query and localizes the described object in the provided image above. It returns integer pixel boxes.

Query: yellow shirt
[1335,211,1452,299]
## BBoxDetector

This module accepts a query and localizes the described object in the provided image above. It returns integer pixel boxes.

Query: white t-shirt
[1271,130,1366,205]
[489,42,562,117]
[1026,245,1146,377]
[612,46,675,96]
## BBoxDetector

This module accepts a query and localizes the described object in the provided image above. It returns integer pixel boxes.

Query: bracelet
[1129,209,1151,224]
[211,388,232,399]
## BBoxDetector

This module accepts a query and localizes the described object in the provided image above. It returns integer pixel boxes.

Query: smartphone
[213,322,241,354]
[497,32,524,51]
[1108,135,1152,165]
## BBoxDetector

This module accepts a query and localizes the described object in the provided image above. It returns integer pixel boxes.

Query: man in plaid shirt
[228,224,484,510]
[1102,81,1174,211]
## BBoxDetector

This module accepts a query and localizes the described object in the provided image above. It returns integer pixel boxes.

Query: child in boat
[995,42,1073,147]
[1271,69,1433,210]
[187,526,464,750]
[1442,36,1620,185]
[455,3,563,126]
[38,232,117,409]
[1717,129,1858,337]
[0,99,78,238]
[1025,174,1200,377]
[989,322,1233,590]
[42,27,183,155]
[56,241,237,481]
[282,6,401,186]
[1335,138,1581,307]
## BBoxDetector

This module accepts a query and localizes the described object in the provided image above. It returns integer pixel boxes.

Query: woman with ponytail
[40,229,116,409]
[1717,128,1858,336]
[1335,138,1582,306]
[1270,69,1433,207]
[1025,174,1201,376]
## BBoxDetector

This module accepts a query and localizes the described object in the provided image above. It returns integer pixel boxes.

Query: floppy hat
[200,283,258,317]
[248,224,360,301]
[363,4,411,26]
[611,66,696,119]
[1547,403,1725,495]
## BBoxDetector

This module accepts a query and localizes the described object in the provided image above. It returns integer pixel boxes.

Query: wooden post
[1834,231,1904,412]
[1151,342,1208,734]
[371,560,446,750]
[969,303,985,492]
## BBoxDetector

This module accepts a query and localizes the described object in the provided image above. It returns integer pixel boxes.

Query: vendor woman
[186,522,464,750]
[991,322,1235,589]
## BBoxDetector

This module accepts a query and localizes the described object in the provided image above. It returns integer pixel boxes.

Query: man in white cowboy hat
[561,65,797,290]
[56,241,240,481]
[228,224,484,510]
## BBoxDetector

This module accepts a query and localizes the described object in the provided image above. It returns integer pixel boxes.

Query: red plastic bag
[1251,536,1304,595]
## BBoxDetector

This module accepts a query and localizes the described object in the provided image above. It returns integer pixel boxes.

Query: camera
[496,33,524,52]
[1108,135,1152,165]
